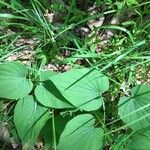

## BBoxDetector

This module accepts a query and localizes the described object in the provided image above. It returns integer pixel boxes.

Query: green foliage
[50,68,109,111]
[126,132,150,150]
[58,114,104,150]
[113,131,150,150]
[14,95,49,144]
[0,60,149,149]
[0,61,109,148]
[0,0,150,149]
[0,61,33,99]
[118,85,150,131]
[126,0,139,6]
[35,72,73,108]
[0,0,4,8]
[11,0,22,9]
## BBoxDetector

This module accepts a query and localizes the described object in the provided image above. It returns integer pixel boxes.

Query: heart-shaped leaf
[114,131,150,150]
[50,68,109,111]
[127,132,150,150]
[0,61,33,99]
[118,84,150,131]
[35,71,73,108]
[58,114,104,150]
[14,95,49,144]
[39,70,57,81]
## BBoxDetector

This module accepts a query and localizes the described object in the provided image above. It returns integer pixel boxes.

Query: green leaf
[11,0,22,9]
[114,131,150,150]
[14,95,49,144]
[58,114,104,150]
[126,0,139,6]
[35,80,73,108]
[0,61,33,99]
[118,84,150,131]
[40,119,53,149]
[51,68,109,111]
[127,132,150,150]
[39,70,57,81]
[0,0,4,9]
[35,71,72,108]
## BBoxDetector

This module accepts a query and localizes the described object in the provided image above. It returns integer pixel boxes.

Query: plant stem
[52,109,57,150]
[93,112,112,146]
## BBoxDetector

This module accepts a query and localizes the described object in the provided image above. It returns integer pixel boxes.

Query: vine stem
[52,109,57,150]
